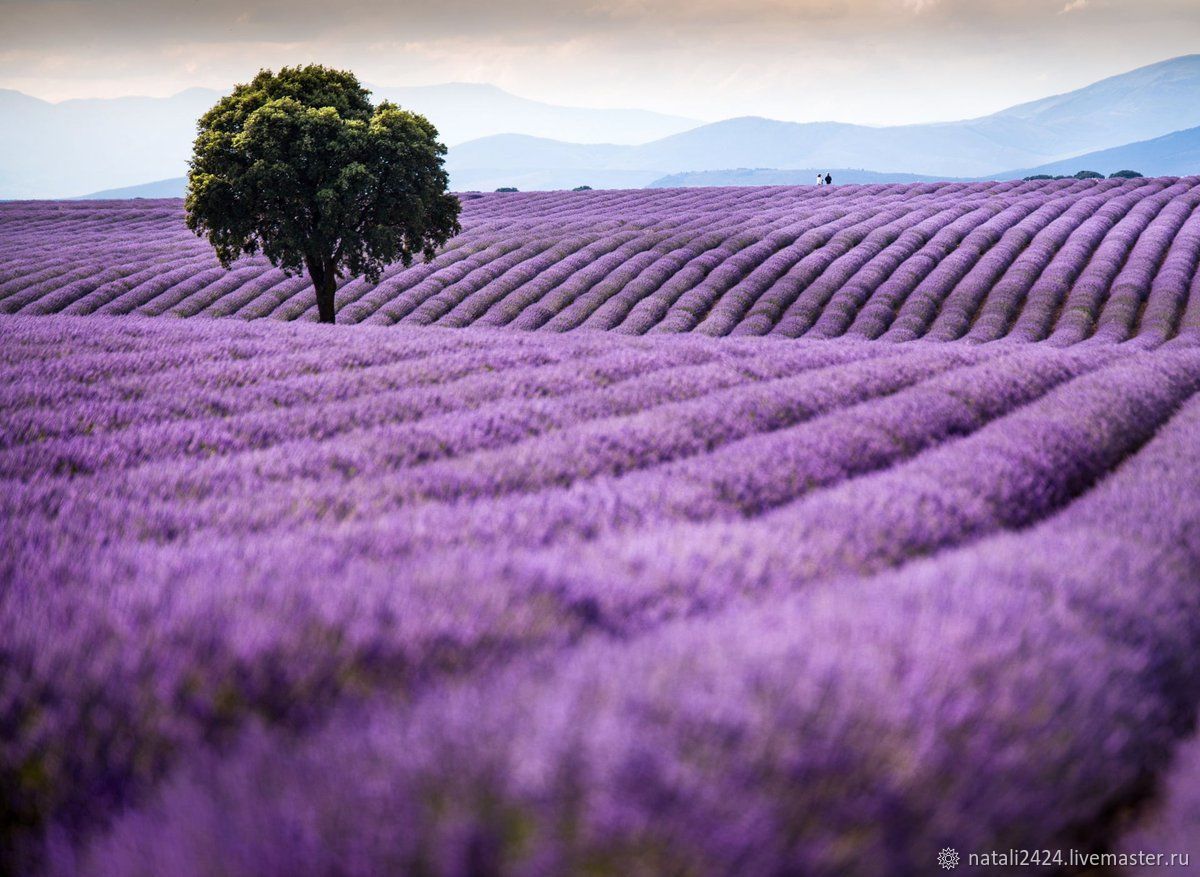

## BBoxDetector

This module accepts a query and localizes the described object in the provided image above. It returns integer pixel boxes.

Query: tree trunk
[316,276,337,324]
[307,257,338,325]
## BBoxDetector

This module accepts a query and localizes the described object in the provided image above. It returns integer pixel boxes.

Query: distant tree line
[1023,170,1143,181]
[493,185,592,192]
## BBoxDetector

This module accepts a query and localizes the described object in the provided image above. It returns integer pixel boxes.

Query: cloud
[2,0,1199,127]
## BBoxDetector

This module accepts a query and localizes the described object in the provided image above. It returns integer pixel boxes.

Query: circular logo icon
[937,848,960,870]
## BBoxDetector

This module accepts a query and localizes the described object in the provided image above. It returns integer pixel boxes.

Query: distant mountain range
[371,83,698,147]
[0,88,217,201]
[0,84,698,199]
[9,54,1200,199]
[647,168,954,188]
[74,120,1200,199]
[992,125,1200,180]
[447,55,1200,190]
[79,177,197,199]
[650,125,1200,189]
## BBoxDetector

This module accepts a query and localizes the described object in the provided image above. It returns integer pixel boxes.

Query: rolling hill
[6,177,1198,344]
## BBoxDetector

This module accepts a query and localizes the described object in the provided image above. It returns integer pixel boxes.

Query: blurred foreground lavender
[1,313,1198,875]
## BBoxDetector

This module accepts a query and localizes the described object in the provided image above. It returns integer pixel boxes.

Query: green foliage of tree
[1109,169,1144,179]
[185,65,461,324]
[1073,170,1104,179]
[495,187,519,193]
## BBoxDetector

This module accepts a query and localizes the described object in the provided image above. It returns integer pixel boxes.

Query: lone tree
[186,65,461,324]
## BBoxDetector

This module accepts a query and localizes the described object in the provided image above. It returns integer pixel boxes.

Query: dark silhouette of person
[825,173,832,186]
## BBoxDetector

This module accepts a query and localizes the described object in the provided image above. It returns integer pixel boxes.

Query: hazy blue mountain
[634,117,1051,177]
[647,168,957,188]
[445,117,1050,184]
[991,126,1200,180]
[1,83,698,199]
[77,177,188,199]
[70,125,1200,199]
[447,55,1200,186]
[370,83,698,146]
[0,88,218,199]
[647,126,1200,188]
[981,54,1200,157]
[447,134,632,171]
[650,124,1200,188]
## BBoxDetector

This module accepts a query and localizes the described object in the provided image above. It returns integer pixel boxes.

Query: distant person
[825,173,833,186]
[816,173,824,187]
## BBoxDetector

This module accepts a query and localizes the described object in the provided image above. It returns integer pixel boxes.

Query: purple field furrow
[80,344,1119,591]
[0,338,652,448]
[841,190,1084,340]
[940,184,1164,341]
[544,217,780,333]
[0,340,725,477]
[802,200,990,339]
[726,192,976,338]
[11,351,960,559]
[1,344,897,536]
[492,349,1197,627]
[5,178,1200,876]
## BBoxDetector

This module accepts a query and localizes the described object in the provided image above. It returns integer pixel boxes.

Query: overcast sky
[2,0,1198,125]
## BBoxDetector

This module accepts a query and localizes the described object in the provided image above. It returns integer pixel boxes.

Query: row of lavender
[3,314,1198,873]
[3,177,1200,342]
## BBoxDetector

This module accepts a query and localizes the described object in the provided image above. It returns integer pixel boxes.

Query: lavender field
[5,178,1200,342]
[3,181,1200,875]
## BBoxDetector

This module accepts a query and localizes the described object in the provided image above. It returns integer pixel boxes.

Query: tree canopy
[185,65,461,323]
